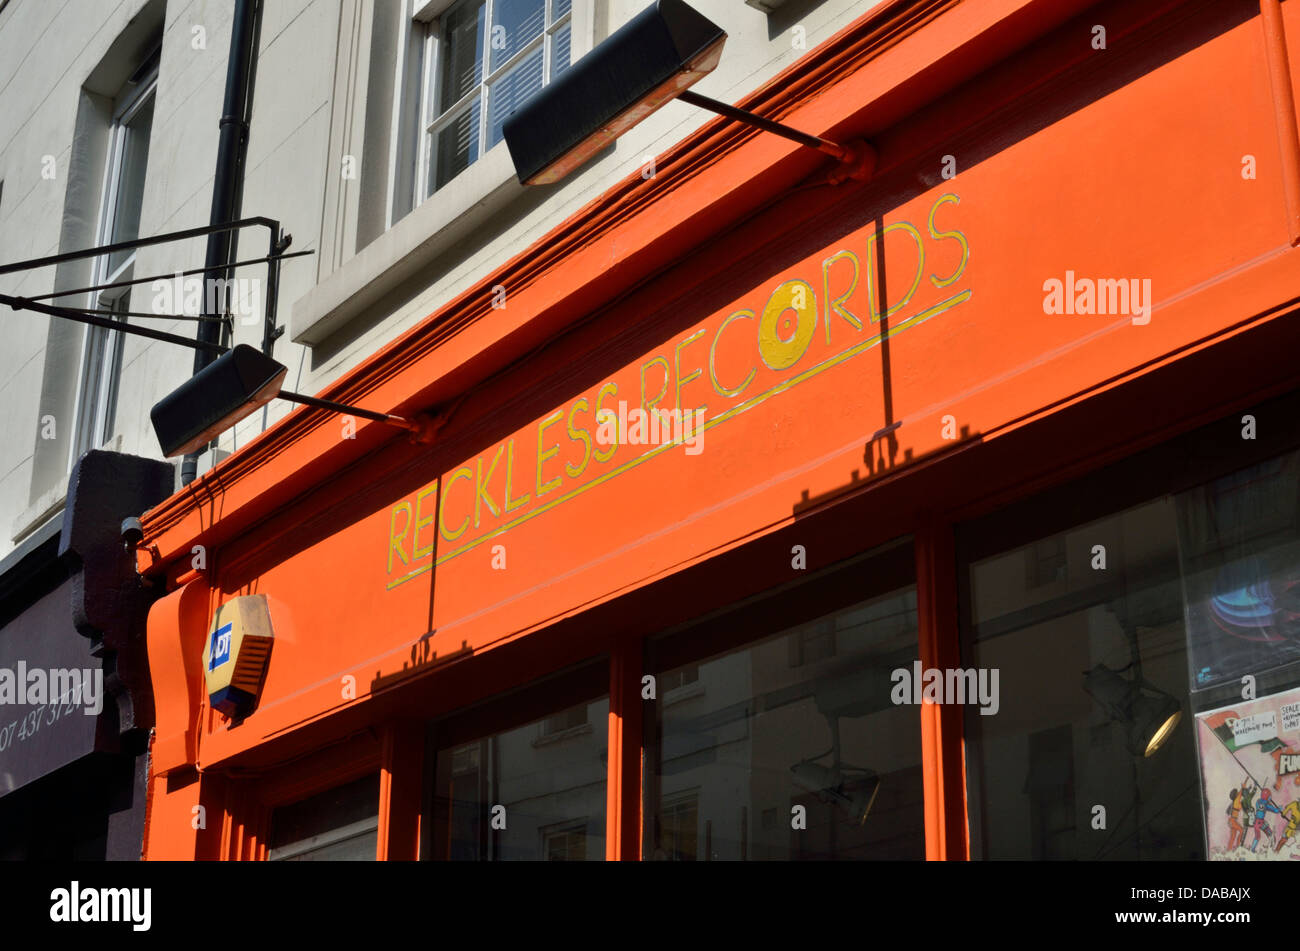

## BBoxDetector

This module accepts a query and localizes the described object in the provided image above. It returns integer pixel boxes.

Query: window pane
[1176,453,1300,690]
[1175,453,1300,861]
[277,830,378,861]
[95,294,127,448]
[106,92,155,275]
[659,791,698,860]
[73,294,127,461]
[431,695,609,860]
[542,702,588,735]
[486,45,543,150]
[268,774,379,861]
[542,824,585,860]
[75,329,109,459]
[966,499,1200,860]
[432,100,481,193]
[490,0,545,72]
[439,0,486,112]
[550,21,571,80]
[552,0,572,19]
[646,571,924,861]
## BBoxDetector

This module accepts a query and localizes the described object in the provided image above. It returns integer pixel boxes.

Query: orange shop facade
[140,0,1300,860]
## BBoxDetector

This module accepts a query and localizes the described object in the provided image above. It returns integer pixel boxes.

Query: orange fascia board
[139,0,1101,571]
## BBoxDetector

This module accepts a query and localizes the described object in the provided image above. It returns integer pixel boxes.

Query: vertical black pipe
[181,0,262,485]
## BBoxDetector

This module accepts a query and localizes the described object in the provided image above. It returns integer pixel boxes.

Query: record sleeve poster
[1197,687,1300,860]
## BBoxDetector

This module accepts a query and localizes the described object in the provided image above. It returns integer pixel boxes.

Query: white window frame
[389,0,574,225]
[69,63,158,470]
[539,818,589,860]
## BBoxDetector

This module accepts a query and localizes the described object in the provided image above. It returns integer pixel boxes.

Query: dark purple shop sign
[0,580,103,795]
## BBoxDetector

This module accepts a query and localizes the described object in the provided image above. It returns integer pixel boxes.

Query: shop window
[961,446,1300,861]
[396,0,573,211]
[267,774,380,861]
[426,661,608,860]
[644,540,925,860]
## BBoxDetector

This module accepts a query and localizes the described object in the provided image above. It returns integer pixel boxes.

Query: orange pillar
[606,639,643,860]
[378,723,424,860]
[915,516,969,860]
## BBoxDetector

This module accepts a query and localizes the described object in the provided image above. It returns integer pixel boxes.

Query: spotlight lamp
[150,344,437,458]
[502,0,873,187]
[791,696,883,826]
[1083,663,1184,758]
[791,760,882,826]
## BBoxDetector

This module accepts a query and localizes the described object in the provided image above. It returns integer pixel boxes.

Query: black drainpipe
[181,0,263,486]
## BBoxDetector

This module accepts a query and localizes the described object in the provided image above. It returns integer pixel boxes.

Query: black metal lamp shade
[503,0,726,185]
[151,344,288,458]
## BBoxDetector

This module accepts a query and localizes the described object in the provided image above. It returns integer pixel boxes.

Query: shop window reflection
[659,790,700,860]
[644,543,925,860]
[429,679,608,861]
[1177,450,1300,859]
[541,820,588,861]
[1176,452,1300,690]
[965,496,1200,860]
[962,447,1300,861]
[268,774,380,861]
[540,702,589,738]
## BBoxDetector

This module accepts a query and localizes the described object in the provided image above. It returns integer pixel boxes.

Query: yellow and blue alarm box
[202,594,275,717]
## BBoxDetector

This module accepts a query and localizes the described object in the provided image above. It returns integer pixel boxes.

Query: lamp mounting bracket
[675,90,876,184]
[823,139,877,185]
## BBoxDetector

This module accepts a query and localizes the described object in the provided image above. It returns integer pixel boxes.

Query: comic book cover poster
[1196,686,1300,860]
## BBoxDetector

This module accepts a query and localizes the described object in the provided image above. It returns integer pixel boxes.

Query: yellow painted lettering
[439,467,473,542]
[640,355,670,414]
[388,501,412,573]
[565,398,593,479]
[674,328,708,416]
[822,249,862,345]
[927,193,968,289]
[865,222,924,321]
[475,446,503,527]
[593,382,620,463]
[536,410,564,497]
[412,482,438,560]
[505,438,531,513]
[709,310,756,398]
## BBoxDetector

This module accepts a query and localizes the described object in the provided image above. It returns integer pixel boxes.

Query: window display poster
[1196,686,1300,860]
